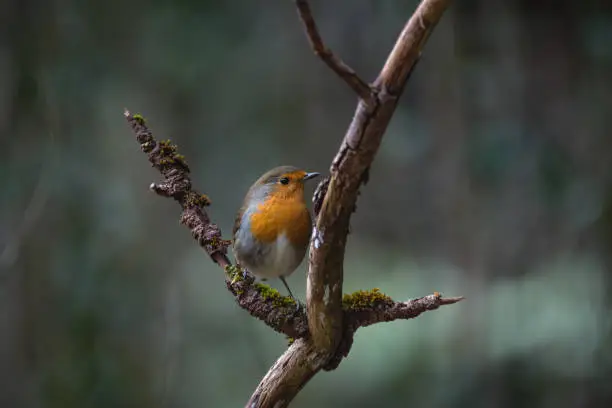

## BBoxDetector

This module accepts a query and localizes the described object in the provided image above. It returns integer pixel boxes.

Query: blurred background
[1,0,611,407]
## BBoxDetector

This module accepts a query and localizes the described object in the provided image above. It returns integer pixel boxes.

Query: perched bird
[232,166,320,299]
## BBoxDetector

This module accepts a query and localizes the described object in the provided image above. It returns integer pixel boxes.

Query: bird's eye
[279,177,290,185]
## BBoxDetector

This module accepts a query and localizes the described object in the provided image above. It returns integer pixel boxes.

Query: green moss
[255,283,296,307]
[158,139,177,155]
[185,191,211,208]
[342,288,393,311]
[132,113,146,125]
[156,139,191,168]
[226,265,243,283]
[286,336,295,346]
[173,153,188,167]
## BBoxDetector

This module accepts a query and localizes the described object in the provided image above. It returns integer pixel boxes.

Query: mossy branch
[125,110,309,338]
[125,0,460,407]
[125,113,461,344]
[304,0,454,361]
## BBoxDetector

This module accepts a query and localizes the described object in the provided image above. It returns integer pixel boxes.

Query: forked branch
[124,111,460,345]
[295,0,374,104]
[125,0,458,407]
[304,0,453,357]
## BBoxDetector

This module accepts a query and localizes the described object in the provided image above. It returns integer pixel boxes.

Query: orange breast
[249,194,312,248]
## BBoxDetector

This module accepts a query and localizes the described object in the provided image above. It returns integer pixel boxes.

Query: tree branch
[246,339,326,408]
[246,291,460,406]
[295,0,374,104]
[305,0,452,356]
[124,111,461,346]
[326,292,464,370]
[347,293,463,332]
[124,111,310,339]
[125,0,458,406]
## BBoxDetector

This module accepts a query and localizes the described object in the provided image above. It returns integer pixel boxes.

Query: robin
[232,166,320,299]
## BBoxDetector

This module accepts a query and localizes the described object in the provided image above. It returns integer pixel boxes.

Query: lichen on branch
[124,110,309,338]
[125,1,461,407]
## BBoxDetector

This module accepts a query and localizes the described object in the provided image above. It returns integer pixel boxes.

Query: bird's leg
[237,262,248,280]
[279,276,301,310]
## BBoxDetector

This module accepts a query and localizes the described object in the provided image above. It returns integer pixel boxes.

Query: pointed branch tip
[440,296,465,305]
[295,0,374,104]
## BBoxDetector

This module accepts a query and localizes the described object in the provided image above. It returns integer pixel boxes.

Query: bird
[232,166,320,300]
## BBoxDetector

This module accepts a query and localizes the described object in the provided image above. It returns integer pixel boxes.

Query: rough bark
[304,0,452,364]
[125,1,458,407]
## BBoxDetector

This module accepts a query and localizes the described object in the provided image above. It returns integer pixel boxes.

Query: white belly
[251,233,302,279]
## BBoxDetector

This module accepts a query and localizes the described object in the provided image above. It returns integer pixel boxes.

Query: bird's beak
[303,172,320,181]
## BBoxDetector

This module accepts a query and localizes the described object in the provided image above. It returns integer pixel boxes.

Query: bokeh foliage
[1,0,611,407]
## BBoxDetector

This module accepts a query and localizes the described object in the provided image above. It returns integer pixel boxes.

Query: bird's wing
[232,204,246,238]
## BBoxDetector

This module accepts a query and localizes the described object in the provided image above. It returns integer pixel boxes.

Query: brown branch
[252,0,454,405]
[295,0,374,104]
[126,0,457,406]
[247,293,461,408]
[347,294,465,331]
[124,110,309,339]
[246,339,326,407]
[306,0,451,354]
[121,109,461,400]
[326,292,464,370]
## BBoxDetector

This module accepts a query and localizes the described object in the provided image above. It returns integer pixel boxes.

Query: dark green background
[1,1,611,407]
